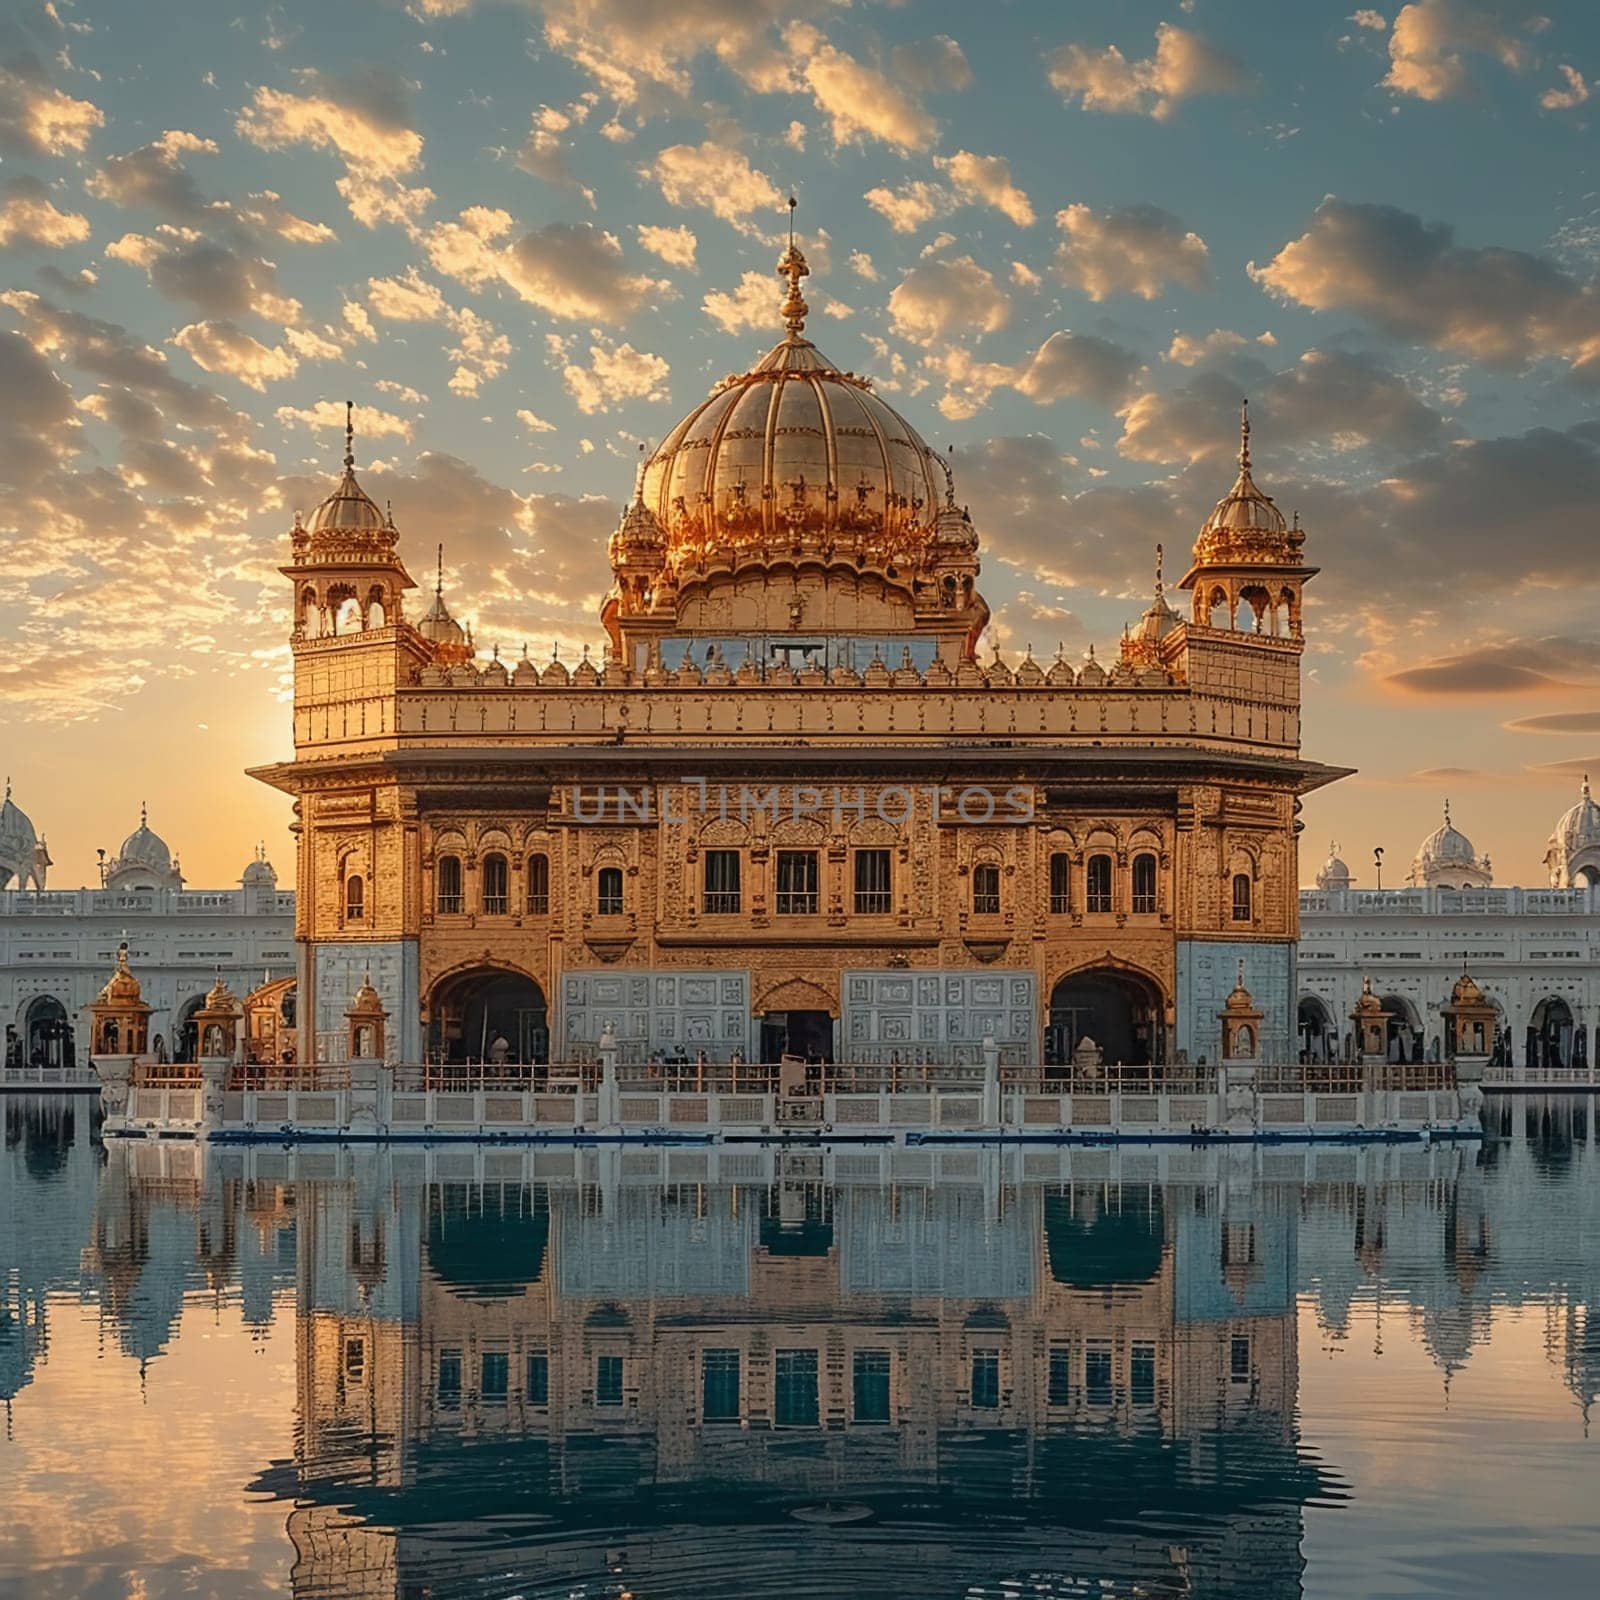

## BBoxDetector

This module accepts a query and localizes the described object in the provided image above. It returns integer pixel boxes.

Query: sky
[1,0,1597,889]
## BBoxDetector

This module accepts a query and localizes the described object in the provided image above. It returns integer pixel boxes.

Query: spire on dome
[1154,542,1165,601]
[343,398,355,471]
[1239,398,1251,473]
[777,197,810,339]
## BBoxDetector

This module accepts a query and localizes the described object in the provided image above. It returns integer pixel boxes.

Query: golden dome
[1450,969,1488,1007]
[1192,402,1299,567]
[1353,975,1386,1015]
[638,240,948,573]
[417,545,473,664]
[346,971,386,1018]
[203,974,241,1013]
[298,402,398,557]
[1223,962,1259,1013]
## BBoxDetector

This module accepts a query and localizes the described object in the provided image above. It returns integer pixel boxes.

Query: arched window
[437,855,463,914]
[1086,854,1113,914]
[972,862,1001,916]
[1231,872,1253,922]
[1131,853,1157,915]
[597,865,624,916]
[345,874,365,922]
[482,853,509,915]
[1049,853,1071,915]
[526,852,550,915]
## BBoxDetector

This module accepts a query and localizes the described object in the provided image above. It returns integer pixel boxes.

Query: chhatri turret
[1178,401,1315,641]
[282,401,418,640]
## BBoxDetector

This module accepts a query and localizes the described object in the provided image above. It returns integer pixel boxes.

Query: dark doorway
[25,995,74,1070]
[1045,970,1162,1067]
[1298,997,1334,1063]
[429,969,549,1064]
[760,1010,833,1062]
[173,994,205,1063]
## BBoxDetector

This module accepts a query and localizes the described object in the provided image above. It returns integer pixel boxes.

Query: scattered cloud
[1505,711,1600,733]
[275,398,414,440]
[936,150,1035,227]
[0,50,103,157]
[0,176,90,250]
[1047,22,1253,120]
[1540,63,1591,111]
[1119,348,1445,463]
[864,178,955,235]
[889,255,1010,343]
[1054,202,1210,300]
[88,129,335,245]
[427,210,667,323]
[703,270,779,334]
[637,222,696,268]
[1386,636,1600,694]
[236,67,433,229]
[172,320,301,389]
[646,139,782,225]
[558,335,670,413]
[788,24,941,151]
[1251,198,1600,378]
[1383,0,1541,102]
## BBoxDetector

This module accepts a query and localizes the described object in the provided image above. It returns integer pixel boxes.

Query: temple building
[252,237,1347,1072]
[1298,785,1600,1069]
[0,794,295,1070]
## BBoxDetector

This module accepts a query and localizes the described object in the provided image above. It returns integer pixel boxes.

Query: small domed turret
[1315,841,1352,891]
[1544,774,1600,887]
[1407,799,1492,889]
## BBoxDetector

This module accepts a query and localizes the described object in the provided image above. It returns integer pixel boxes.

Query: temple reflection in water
[11,1100,1600,1597]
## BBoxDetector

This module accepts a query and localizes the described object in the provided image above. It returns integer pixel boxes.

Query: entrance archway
[1045,967,1163,1068]
[428,967,548,1065]
[24,995,73,1070]
[1297,996,1334,1063]
[1530,997,1575,1072]
[173,994,206,1063]
[1379,994,1421,1063]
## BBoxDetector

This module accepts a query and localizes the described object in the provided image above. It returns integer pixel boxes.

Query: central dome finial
[777,196,810,339]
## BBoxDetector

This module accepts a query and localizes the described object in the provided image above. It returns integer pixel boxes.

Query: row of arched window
[398,847,1252,923]
[425,852,553,917]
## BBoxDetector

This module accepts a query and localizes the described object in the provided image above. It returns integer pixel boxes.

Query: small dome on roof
[1408,800,1492,888]
[118,805,172,874]
[241,845,277,888]
[1450,970,1489,1007]
[1545,775,1600,886]
[1316,842,1352,891]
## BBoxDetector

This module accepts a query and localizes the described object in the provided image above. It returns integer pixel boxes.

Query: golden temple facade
[252,237,1347,1071]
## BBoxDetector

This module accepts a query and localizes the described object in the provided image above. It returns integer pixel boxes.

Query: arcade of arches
[1298,990,1592,1070]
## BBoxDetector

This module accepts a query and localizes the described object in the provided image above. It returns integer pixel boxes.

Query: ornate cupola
[1407,799,1493,890]
[283,402,418,641]
[416,545,474,666]
[1544,774,1600,888]
[1179,402,1316,642]
[607,206,989,662]
[1120,544,1182,673]
[602,456,669,647]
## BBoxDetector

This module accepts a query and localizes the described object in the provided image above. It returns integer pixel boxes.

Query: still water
[3,1098,1599,1600]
